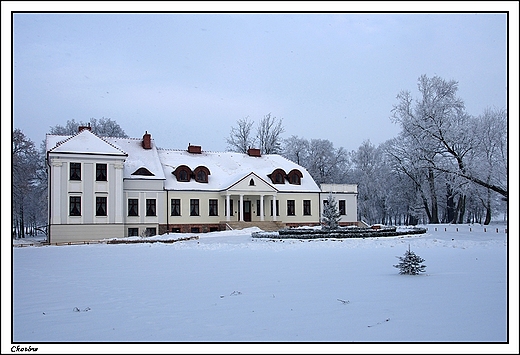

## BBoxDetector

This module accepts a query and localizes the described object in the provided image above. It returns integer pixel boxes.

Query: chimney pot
[78,124,92,132]
[187,144,202,154]
[247,148,261,157]
[142,131,152,149]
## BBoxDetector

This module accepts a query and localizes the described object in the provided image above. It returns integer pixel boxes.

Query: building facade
[46,128,358,243]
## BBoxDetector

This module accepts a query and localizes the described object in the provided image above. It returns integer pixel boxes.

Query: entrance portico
[223,172,278,223]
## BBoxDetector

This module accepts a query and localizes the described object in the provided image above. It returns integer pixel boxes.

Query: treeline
[228,75,507,225]
[12,75,507,238]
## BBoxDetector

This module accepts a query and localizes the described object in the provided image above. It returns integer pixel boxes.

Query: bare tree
[12,129,41,238]
[256,113,285,154]
[226,116,256,153]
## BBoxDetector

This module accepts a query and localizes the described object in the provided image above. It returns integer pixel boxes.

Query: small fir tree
[321,193,342,231]
[394,245,426,275]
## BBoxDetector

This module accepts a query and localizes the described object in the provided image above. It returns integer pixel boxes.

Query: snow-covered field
[6,224,518,354]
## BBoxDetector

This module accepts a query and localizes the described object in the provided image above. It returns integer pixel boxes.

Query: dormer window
[287,169,303,185]
[196,170,207,182]
[194,166,210,183]
[173,165,192,182]
[132,167,154,176]
[269,168,287,184]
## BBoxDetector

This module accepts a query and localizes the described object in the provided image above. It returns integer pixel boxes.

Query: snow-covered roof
[46,130,164,180]
[45,130,320,190]
[46,130,127,156]
[158,149,321,192]
[105,137,165,180]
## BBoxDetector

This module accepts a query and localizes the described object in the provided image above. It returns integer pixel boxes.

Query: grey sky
[9,8,509,153]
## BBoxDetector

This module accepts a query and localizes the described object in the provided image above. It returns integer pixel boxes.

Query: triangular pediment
[226,172,278,193]
[48,129,127,156]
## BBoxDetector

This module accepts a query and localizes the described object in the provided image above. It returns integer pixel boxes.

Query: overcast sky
[6,5,511,154]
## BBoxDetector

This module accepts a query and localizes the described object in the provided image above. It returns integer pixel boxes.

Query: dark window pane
[69,196,81,216]
[303,200,311,216]
[171,199,181,216]
[146,199,156,216]
[190,199,199,216]
[96,164,107,181]
[209,199,218,216]
[70,163,81,180]
[96,197,107,216]
[287,200,295,216]
[128,199,138,216]
[339,200,346,215]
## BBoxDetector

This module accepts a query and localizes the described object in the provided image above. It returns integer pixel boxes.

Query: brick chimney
[187,143,202,154]
[142,131,152,149]
[247,148,261,157]
[78,123,91,132]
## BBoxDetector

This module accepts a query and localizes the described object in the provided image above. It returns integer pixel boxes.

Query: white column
[260,195,264,221]
[226,194,231,222]
[239,194,244,222]
[272,194,277,221]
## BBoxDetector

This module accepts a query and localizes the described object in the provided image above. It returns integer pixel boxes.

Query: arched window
[193,166,211,183]
[287,169,303,185]
[249,178,255,186]
[173,165,192,182]
[269,168,287,184]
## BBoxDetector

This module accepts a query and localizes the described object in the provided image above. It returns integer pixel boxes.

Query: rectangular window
[225,199,234,216]
[171,199,181,216]
[190,199,199,216]
[209,199,218,216]
[339,200,346,215]
[128,228,139,237]
[70,162,81,180]
[69,196,81,216]
[145,227,156,236]
[191,227,200,233]
[146,199,156,216]
[287,200,295,216]
[270,200,279,216]
[303,200,311,216]
[128,199,138,216]
[96,163,107,181]
[256,200,261,216]
[96,196,107,216]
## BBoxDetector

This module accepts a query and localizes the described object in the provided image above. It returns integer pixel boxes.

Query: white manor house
[45,126,358,243]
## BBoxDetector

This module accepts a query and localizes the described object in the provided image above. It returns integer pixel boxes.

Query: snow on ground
[5,223,518,354]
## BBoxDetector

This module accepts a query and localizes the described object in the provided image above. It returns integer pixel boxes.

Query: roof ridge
[48,129,128,155]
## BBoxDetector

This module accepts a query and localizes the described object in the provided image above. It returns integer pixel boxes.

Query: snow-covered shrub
[394,245,426,275]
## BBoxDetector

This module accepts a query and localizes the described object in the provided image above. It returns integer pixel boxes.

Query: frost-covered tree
[391,74,507,200]
[256,113,285,154]
[321,193,342,230]
[226,116,256,153]
[282,135,309,165]
[306,138,349,185]
[394,245,426,275]
[49,117,128,137]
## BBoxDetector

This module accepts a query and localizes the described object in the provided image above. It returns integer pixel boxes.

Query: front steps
[224,221,286,232]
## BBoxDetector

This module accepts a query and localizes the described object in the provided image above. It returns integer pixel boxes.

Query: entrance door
[244,201,252,222]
